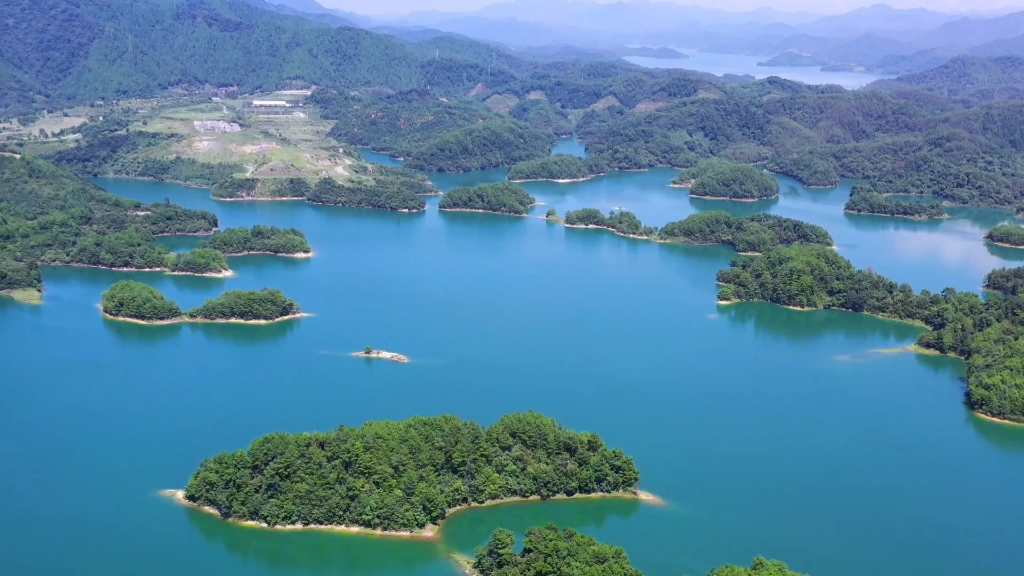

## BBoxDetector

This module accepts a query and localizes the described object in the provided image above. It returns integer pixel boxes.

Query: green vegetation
[405,120,552,173]
[167,248,229,276]
[659,212,833,253]
[0,154,220,296]
[705,557,807,576]
[507,155,607,182]
[100,280,182,322]
[472,525,642,576]
[984,267,1024,296]
[211,178,312,200]
[844,183,946,219]
[764,154,839,188]
[563,209,658,238]
[672,160,778,200]
[183,412,639,532]
[187,288,300,322]
[438,183,536,215]
[200,226,311,256]
[717,245,1024,423]
[308,177,426,212]
[985,224,1024,247]
[508,99,573,136]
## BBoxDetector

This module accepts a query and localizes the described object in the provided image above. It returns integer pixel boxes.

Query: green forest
[102,283,301,323]
[717,245,1024,423]
[764,154,840,188]
[438,183,536,215]
[211,177,312,200]
[659,212,833,253]
[984,267,1024,296]
[985,224,1024,247]
[472,525,804,576]
[101,280,182,322]
[200,225,311,255]
[675,160,779,200]
[844,183,946,219]
[184,412,640,532]
[167,248,229,275]
[307,176,426,211]
[563,209,658,238]
[507,155,607,182]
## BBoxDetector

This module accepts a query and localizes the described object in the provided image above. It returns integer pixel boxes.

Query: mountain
[798,4,957,38]
[914,11,1024,50]
[972,34,1024,58]
[866,55,1024,105]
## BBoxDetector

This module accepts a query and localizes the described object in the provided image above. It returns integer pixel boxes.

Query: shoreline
[225,251,314,258]
[508,174,602,184]
[439,208,529,217]
[307,201,426,213]
[351,349,409,363]
[714,299,930,328]
[689,194,777,202]
[212,196,306,202]
[984,240,1024,249]
[102,312,311,325]
[0,288,42,304]
[160,487,662,538]
[563,223,651,240]
[168,269,234,278]
[843,209,948,220]
[972,411,1024,427]
[55,263,235,277]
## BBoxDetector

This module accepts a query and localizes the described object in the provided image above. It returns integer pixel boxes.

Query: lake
[2,153,1024,576]
[625,51,894,89]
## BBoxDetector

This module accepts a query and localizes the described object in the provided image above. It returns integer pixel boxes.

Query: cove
[2,167,1024,576]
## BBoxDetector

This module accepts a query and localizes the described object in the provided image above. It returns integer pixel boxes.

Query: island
[563,208,658,238]
[200,225,312,256]
[439,182,537,215]
[673,159,779,201]
[467,526,804,576]
[507,155,606,182]
[764,154,839,188]
[211,177,311,201]
[307,176,426,212]
[757,50,827,67]
[169,412,644,535]
[618,46,688,59]
[716,244,1024,424]
[352,347,409,363]
[167,247,232,277]
[101,281,305,324]
[985,224,1024,248]
[843,183,946,219]
[659,211,834,253]
[983,266,1024,296]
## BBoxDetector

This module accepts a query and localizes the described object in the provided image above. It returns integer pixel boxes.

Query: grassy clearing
[0,288,42,304]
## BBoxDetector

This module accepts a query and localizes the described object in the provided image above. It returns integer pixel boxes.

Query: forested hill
[0,0,523,118]
[866,55,1024,108]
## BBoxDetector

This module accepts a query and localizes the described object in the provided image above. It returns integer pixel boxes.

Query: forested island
[308,176,426,211]
[985,224,1024,248]
[101,281,304,324]
[764,154,840,188]
[438,183,536,215]
[211,169,438,203]
[659,212,833,253]
[469,526,804,576]
[844,184,946,219]
[716,245,1024,424]
[167,248,231,276]
[200,226,312,256]
[983,266,1024,296]
[563,208,658,238]
[673,160,779,201]
[211,177,312,201]
[176,412,642,534]
[507,155,606,182]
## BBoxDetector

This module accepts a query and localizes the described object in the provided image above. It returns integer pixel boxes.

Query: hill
[867,55,1024,106]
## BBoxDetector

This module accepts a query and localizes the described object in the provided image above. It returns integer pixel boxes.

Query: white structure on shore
[251,100,291,107]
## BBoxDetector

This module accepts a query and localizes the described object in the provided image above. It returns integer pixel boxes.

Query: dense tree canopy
[167,248,229,275]
[659,212,833,253]
[985,224,1024,247]
[307,177,426,211]
[680,160,779,200]
[984,267,1024,296]
[200,225,311,255]
[101,280,182,321]
[507,155,607,182]
[405,119,553,173]
[844,183,946,219]
[705,557,807,576]
[473,525,642,576]
[717,245,1024,423]
[184,412,640,531]
[187,288,300,321]
[211,177,312,200]
[563,209,658,238]
[764,154,839,188]
[439,182,536,215]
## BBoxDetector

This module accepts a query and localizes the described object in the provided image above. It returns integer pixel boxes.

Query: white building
[251,100,291,107]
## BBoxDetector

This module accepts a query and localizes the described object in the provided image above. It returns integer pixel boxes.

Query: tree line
[507,155,607,182]
[200,225,311,255]
[101,281,300,322]
[439,183,536,215]
[844,183,946,219]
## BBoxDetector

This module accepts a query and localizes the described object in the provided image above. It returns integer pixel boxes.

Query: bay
[2,160,1024,576]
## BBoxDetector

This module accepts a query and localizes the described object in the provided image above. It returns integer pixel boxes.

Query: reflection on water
[967,412,1024,454]
[550,138,588,158]
[103,317,185,343]
[687,194,778,216]
[985,242,1024,262]
[718,301,924,343]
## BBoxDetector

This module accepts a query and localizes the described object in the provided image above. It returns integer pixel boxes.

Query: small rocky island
[352,347,409,363]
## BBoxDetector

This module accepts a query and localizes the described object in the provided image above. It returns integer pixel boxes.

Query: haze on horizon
[319,0,1024,18]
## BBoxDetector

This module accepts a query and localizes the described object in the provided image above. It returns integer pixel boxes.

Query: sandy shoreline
[212,196,307,202]
[160,487,662,538]
[55,263,234,277]
[225,251,314,258]
[351,349,409,363]
[563,223,651,240]
[985,240,1024,249]
[103,312,311,325]
[508,174,601,184]
[688,194,777,202]
[439,208,529,217]
[972,411,1024,427]
[169,269,234,278]
[843,209,948,220]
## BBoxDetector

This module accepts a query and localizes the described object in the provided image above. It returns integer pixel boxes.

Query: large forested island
[211,169,439,204]
[717,245,1024,424]
[470,526,805,576]
[985,224,1024,248]
[101,281,303,324]
[200,226,312,256]
[844,184,946,219]
[673,160,779,201]
[307,176,426,211]
[659,212,833,253]
[178,412,642,533]
[438,183,536,215]
[507,155,607,182]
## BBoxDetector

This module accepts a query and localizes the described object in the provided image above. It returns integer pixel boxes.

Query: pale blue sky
[321,0,1024,17]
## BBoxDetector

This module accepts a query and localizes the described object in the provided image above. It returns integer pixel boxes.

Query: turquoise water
[3,166,1024,576]
[624,51,894,89]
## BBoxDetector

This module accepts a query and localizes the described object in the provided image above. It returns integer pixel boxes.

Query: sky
[319,0,1024,17]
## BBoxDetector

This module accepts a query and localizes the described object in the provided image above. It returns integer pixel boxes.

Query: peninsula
[102,281,305,324]
[673,159,779,201]
[716,245,1024,425]
[200,225,312,257]
[985,224,1024,248]
[439,182,537,215]
[352,347,409,363]
[844,183,946,219]
[173,412,646,535]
